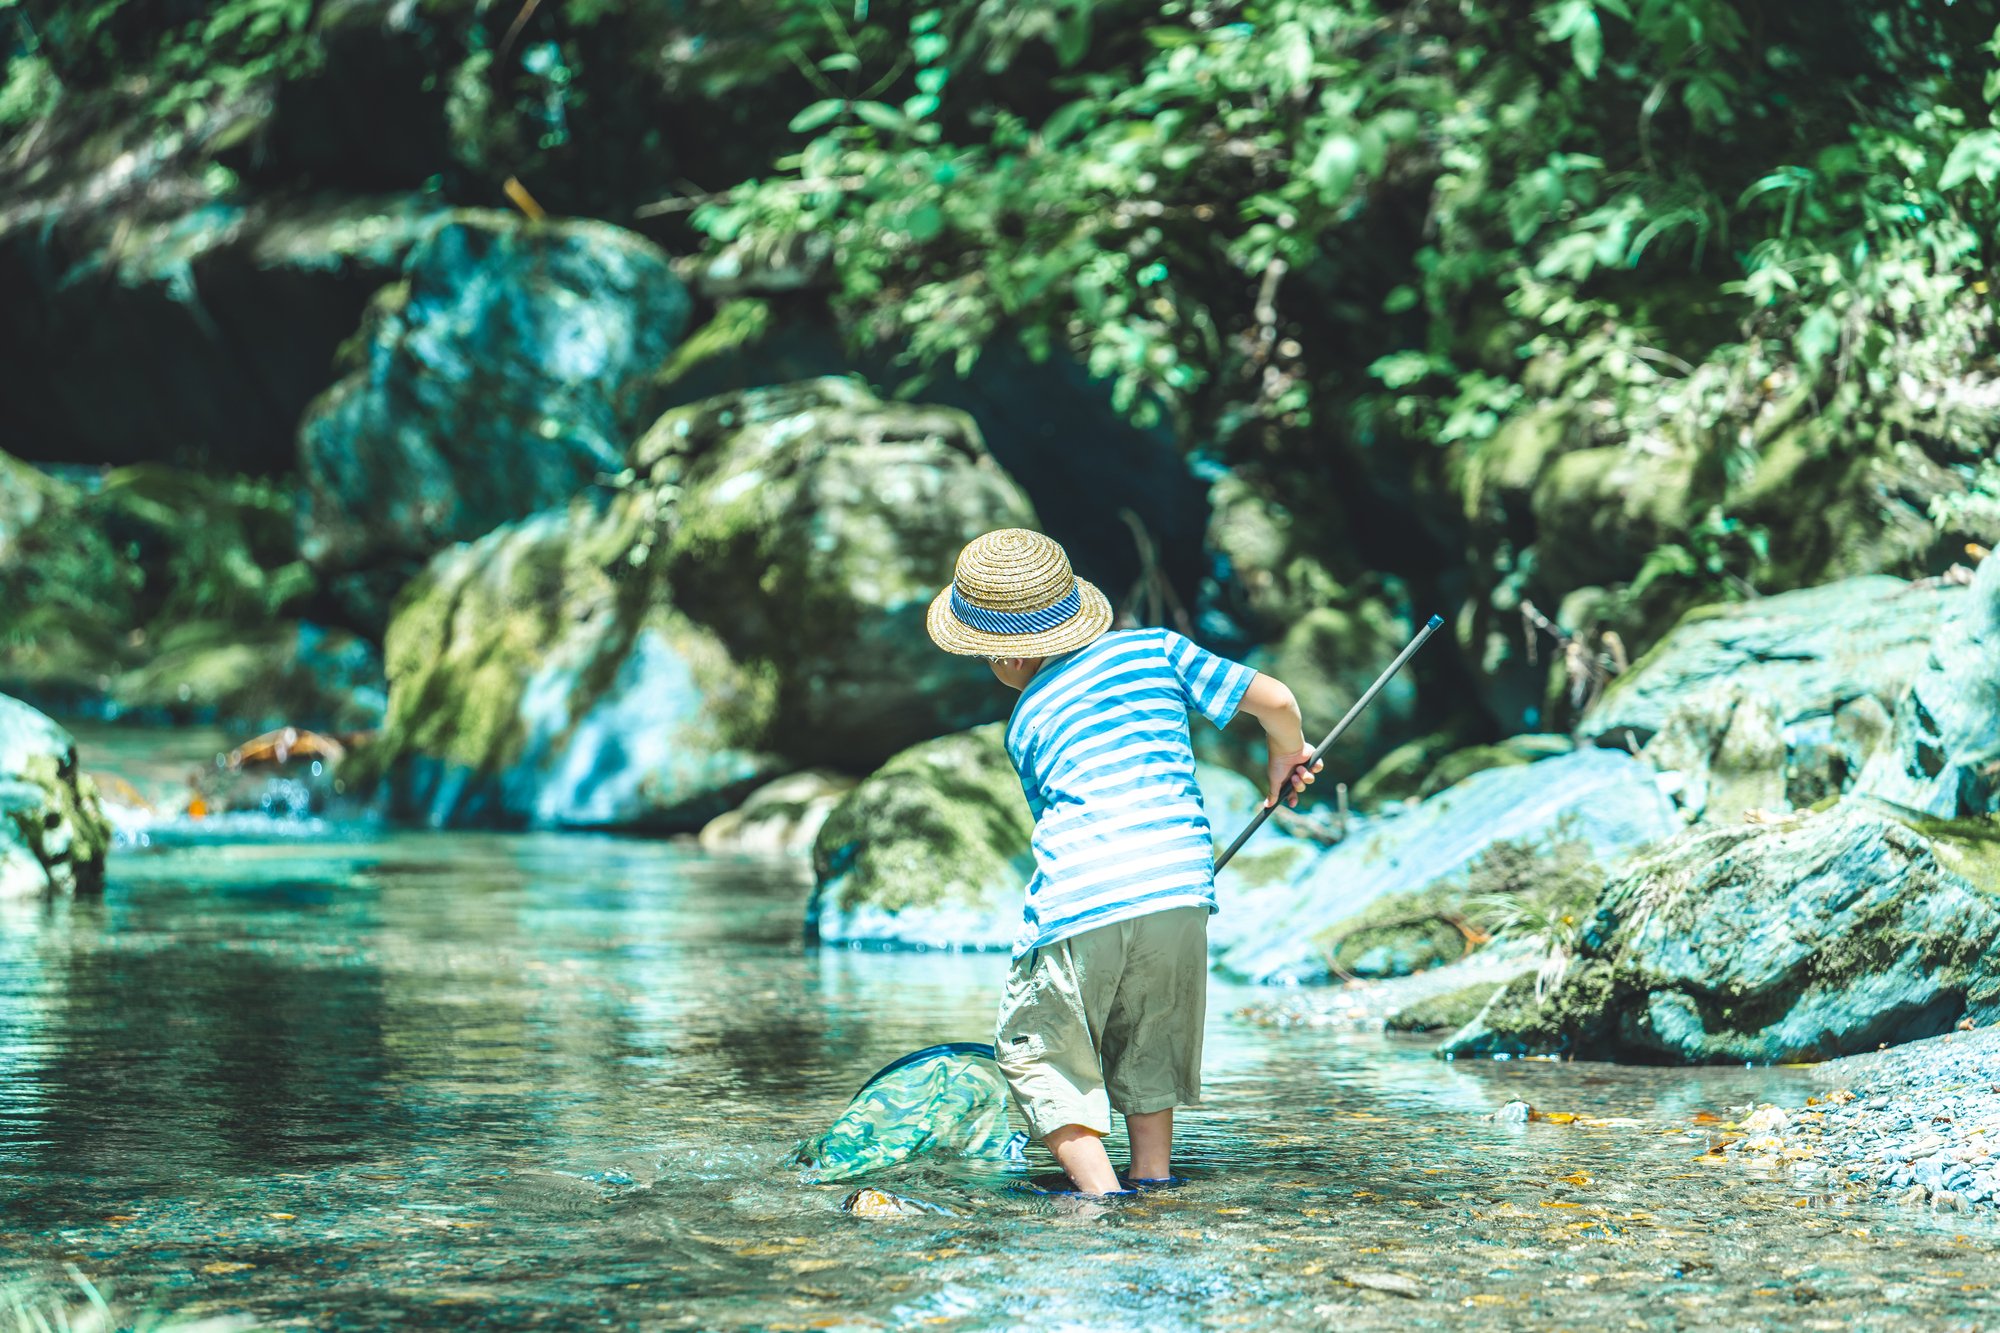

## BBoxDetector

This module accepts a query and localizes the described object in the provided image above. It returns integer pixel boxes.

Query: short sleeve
[1161,629,1256,729]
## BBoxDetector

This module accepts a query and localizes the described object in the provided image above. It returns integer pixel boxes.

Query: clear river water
[3,731,1999,1330]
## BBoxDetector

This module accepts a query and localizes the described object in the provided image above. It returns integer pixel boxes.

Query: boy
[927,528,1319,1197]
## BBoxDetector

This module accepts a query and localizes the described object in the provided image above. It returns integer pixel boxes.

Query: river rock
[362,496,782,830]
[1857,556,2000,819]
[1580,576,1961,823]
[0,695,110,896]
[297,211,691,627]
[1212,748,1680,983]
[699,770,856,856]
[1442,803,2000,1064]
[644,378,1036,765]
[808,724,1033,951]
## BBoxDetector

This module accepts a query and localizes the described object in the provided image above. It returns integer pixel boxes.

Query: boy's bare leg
[1126,1109,1173,1180]
[1044,1125,1123,1195]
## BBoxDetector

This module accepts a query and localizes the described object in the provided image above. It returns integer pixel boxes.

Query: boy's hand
[1264,744,1323,809]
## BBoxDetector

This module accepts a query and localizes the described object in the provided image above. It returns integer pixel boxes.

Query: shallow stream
[4,734,1999,1329]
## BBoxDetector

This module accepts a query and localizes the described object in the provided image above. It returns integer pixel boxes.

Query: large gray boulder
[1580,576,1962,823]
[1442,803,2000,1064]
[645,378,1036,766]
[1213,748,1680,984]
[808,725,1033,951]
[1858,557,2000,819]
[297,212,691,627]
[360,498,782,831]
[0,695,110,896]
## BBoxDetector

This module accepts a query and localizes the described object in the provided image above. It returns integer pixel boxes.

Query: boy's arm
[1236,672,1323,810]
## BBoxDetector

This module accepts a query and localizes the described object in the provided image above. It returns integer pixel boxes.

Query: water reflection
[0,830,1996,1329]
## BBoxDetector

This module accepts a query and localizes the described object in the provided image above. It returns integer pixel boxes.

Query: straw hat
[927,529,1113,658]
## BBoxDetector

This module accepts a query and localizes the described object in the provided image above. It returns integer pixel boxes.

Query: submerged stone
[699,769,856,856]
[0,694,110,896]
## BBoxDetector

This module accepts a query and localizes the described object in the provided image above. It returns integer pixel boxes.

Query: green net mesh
[792,1043,1028,1184]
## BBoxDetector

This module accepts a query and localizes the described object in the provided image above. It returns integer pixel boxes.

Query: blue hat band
[951,583,1081,636]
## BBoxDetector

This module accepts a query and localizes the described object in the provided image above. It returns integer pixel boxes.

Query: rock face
[643,378,1036,765]
[1442,804,2000,1064]
[1212,748,1681,983]
[297,211,691,627]
[809,725,1034,951]
[1858,557,2000,819]
[1581,576,1961,823]
[362,498,781,831]
[699,770,856,856]
[0,695,110,896]
[365,378,1034,829]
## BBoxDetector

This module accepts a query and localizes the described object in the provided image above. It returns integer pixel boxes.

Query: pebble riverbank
[1712,1026,2000,1214]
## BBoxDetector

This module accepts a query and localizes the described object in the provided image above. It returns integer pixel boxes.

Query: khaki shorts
[993,905,1208,1139]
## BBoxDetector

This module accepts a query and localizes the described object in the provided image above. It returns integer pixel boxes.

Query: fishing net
[792,1042,1028,1183]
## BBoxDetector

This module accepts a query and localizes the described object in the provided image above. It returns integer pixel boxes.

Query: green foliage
[696,0,2000,624]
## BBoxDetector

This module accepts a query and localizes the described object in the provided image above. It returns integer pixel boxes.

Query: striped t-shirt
[1004,627,1257,958]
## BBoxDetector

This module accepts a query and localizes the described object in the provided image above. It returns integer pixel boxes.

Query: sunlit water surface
[4,752,1999,1329]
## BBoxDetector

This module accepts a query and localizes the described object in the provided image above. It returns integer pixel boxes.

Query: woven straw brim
[926,578,1113,658]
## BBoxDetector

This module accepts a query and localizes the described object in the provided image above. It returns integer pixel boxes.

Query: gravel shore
[1710,1026,2000,1213]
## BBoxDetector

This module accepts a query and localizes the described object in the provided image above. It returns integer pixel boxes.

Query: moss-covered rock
[1441,803,2000,1064]
[0,694,110,896]
[1386,980,1514,1034]
[699,769,857,856]
[1858,554,2000,819]
[808,724,1034,950]
[643,378,1038,766]
[1416,734,1575,801]
[297,211,692,628]
[1580,575,1961,823]
[361,494,781,830]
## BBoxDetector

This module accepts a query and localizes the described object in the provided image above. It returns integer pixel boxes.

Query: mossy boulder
[1858,555,2000,819]
[0,695,110,897]
[1212,748,1679,983]
[1441,803,2000,1064]
[107,621,385,733]
[699,769,857,856]
[808,724,1034,950]
[1581,576,1961,823]
[297,211,692,628]
[642,378,1037,766]
[361,495,781,830]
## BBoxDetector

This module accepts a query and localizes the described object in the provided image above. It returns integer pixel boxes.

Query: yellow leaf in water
[200,1262,255,1275]
[1467,1294,1511,1307]
[266,1213,295,1221]
[1541,1112,1578,1124]
[1558,1172,1591,1187]
[1216,1208,1250,1216]
[1539,1201,1581,1209]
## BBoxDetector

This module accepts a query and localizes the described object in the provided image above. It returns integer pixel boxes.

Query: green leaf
[904,203,944,242]
[788,99,846,133]
[818,52,860,73]
[1940,129,2000,192]
[852,100,913,135]
[1571,9,1602,78]
[1794,305,1841,368]
[1309,135,1361,204]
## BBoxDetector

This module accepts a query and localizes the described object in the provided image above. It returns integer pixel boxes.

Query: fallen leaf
[200,1262,255,1275]
[1540,1112,1578,1124]
[1557,1172,1591,1188]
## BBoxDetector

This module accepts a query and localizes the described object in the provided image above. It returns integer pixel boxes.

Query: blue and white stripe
[1004,628,1255,958]
[951,583,1081,635]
